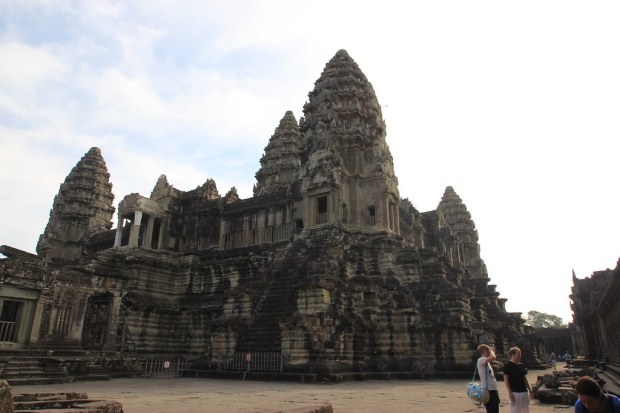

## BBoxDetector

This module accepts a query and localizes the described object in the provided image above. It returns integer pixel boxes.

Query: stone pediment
[118,193,166,217]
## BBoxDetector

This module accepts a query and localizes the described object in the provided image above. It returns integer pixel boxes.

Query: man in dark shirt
[503,347,534,413]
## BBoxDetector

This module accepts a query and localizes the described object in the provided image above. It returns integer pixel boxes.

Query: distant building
[535,327,572,360]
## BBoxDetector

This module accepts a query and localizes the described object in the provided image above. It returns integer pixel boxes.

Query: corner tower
[37,147,115,262]
[297,50,400,232]
[254,110,302,196]
[437,186,488,279]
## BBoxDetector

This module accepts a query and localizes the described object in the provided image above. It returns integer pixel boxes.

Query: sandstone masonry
[0,50,543,381]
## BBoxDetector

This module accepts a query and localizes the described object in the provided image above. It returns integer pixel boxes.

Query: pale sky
[1,1,619,323]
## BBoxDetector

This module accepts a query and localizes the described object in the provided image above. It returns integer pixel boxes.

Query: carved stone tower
[437,186,488,278]
[298,49,400,232]
[37,147,115,262]
[254,111,302,196]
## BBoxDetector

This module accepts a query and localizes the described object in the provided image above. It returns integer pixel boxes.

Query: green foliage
[525,310,566,328]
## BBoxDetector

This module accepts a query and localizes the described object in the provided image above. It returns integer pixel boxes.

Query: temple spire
[296,50,400,232]
[254,110,301,196]
[437,186,488,279]
[37,147,115,262]
[300,49,390,163]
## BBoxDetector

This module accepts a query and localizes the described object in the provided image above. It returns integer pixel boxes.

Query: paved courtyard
[11,368,573,413]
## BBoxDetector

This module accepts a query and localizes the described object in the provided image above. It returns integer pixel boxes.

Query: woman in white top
[477,344,500,413]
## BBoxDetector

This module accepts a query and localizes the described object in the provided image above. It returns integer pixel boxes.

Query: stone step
[235,236,331,352]
[597,370,620,396]
[238,333,281,340]
[3,362,44,369]
[3,364,44,371]
[12,392,89,403]
[240,327,280,334]
[2,357,43,362]
[6,377,70,386]
[240,333,281,340]
[244,322,280,329]
[13,399,118,412]
[12,410,101,413]
[2,369,47,377]
[73,374,110,381]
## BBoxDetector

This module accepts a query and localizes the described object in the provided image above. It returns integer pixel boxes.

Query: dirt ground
[11,368,574,413]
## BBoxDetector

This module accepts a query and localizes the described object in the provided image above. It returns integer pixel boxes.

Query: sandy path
[11,369,573,413]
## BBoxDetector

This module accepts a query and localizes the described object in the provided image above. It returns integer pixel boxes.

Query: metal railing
[219,351,282,372]
[141,358,193,377]
[0,321,16,342]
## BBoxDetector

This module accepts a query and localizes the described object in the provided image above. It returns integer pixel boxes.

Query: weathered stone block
[0,380,13,413]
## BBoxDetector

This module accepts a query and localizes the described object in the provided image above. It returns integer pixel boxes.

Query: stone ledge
[188,369,473,382]
[2,381,124,413]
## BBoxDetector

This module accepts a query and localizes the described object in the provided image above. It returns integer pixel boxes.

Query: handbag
[467,364,491,405]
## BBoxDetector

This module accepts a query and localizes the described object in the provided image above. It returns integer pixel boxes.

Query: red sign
[245,352,252,363]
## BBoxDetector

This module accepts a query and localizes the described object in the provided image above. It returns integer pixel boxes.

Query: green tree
[525,311,566,328]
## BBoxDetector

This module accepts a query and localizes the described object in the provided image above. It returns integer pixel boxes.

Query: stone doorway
[0,300,21,342]
[81,294,112,350]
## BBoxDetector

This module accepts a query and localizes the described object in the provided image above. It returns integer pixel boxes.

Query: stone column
[114,215,123,247]
[144,215,154,249]
[28,299,45,344]
[128,211,143,248]
[303,195,311,229]
[71,298,89,342]
[394,199,400,234]
[383,195,390,230]
[104,294,122,352]
[257,211,265,244]
[157,218,166,250]
[218,216,226,250]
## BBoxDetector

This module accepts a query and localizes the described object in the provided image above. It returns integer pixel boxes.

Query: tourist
[503,347,534,413]
[477,344,500,413]
[574,376,620,413]
[550,352,557,370]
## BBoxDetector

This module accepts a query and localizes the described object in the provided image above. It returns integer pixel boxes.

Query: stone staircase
[236,227,336,352]
[0,357,56,386]
[0,349,141,386]
[235,241,304,351]
[598,361,620,396]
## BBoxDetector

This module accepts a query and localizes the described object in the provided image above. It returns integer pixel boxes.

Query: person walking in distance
[503,347,534,413]
[477,344,500,413]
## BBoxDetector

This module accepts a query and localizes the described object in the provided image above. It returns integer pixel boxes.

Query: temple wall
[595,262,620,363]
[101,247,273,357]
[275,228,502,372]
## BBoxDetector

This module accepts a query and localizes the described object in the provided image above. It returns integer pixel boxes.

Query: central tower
[297,50,400,232]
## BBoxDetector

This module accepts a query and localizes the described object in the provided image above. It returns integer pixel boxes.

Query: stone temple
[0,50,542,381]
